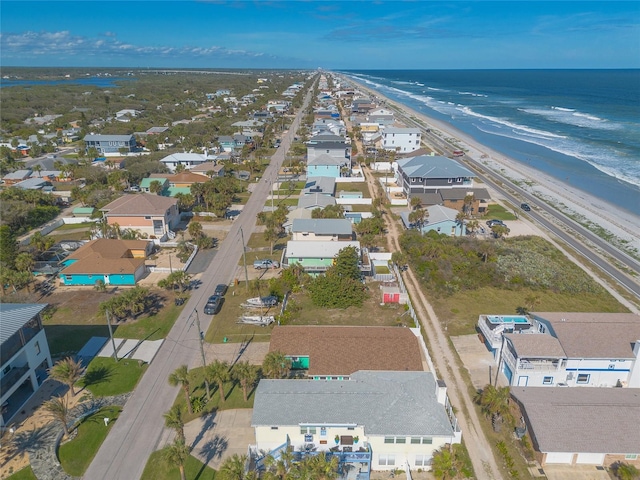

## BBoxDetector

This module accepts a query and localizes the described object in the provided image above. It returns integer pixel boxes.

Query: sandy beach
[344,75,640,255]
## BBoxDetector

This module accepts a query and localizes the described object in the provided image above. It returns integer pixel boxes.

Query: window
[415,455,428,467]
[396,437,406,444]
[34,341,41,355]
[577,374,590,384]
[411,437,421,444]
[270,426,279,430]
[543,376,553,385]
[384,437,394,444]
[422,437,433,444]
[145,216,151,220]
[625,454,638,460]
[300,426,316,434]
[379,454,396,466]
[447,178,453,183]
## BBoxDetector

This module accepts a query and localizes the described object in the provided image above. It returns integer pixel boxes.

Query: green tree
[168,365,193,414]
[491,224,509,239]
[43,396,71,437]
[158,270,192,295]
[163,404,185,443]
[431,447,458,480]
[219,454,252,480]
[206,360,231,403]
[261,351,291,379]
[14,252,35,273]
[163,439,190,480]
[0,226,18,268]
[233,361,258,402]
[474,384,512,431]
[149,180,164,195]
[614,462,640,480]
[188,221,203,239]
[49,357,85,397]
[331,245,361,281]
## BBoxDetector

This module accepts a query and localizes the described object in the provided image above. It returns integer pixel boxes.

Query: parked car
[128,185,141,192]
[253,259,279,269]
[486,219,506,228]
[520,203,531,211]
[203,295,223,315]
[214,284,228,296]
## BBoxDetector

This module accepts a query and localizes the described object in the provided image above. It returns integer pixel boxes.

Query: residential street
[83,87,314,480]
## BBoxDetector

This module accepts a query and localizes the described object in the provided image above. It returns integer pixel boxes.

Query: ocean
[342,70,640,216]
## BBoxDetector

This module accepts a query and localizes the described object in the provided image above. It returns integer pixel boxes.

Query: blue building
[307,154,347,179]
[84,134,136,155]
[401,205,465,237]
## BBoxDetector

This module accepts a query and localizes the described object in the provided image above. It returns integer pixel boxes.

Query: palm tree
[206,360,230,403]
[14,252,35,274]
[474,384,511,431]
[431,447,458,480]
[168,365,193,414]
[219,454,249,480]
[49,357,85,397]
[261,351,291,379]
[233,361,258,402]
[163,404,185,443]
[163,439,190,480]
[305,453,339,480]
[43,396,71,437]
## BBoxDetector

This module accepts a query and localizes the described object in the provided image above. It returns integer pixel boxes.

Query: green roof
[72,207,96,214]
[140,177,168,188]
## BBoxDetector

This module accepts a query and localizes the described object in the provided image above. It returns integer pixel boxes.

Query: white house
[1,303,53,427]
[159,152,215,172]
[478,312,640,388]
[250,371,461,474]
[381,127,421,153]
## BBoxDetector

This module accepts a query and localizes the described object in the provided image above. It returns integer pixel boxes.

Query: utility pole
[192,309,211,400]
[106,309,118,362]
[239,226,249,291]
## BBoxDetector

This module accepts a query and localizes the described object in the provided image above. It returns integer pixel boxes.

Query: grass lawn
[347,204,374,212]
[246,232,288,251]
[272,198,298,207]
[485,204,517,221]
[204,281,411,345]
[115,299,186,340]
[43,289,184,356]
[141,449,216,480]
[431,286,628,336]
[375,265,390,274]
[47,230,91,241]
[5,466,37,480]
[53,222,95,231]
[79,357,147,397]
[58,406,122,477]
[173,365,256,422]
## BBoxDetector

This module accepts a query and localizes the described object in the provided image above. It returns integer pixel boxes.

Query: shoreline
[344,75,640,254]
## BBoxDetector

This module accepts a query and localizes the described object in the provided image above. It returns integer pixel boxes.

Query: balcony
[1,365,30,395]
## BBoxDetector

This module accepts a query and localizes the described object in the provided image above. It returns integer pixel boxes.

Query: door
[576,453,605,465]
[545,452,574,464]
[517,376,529,387]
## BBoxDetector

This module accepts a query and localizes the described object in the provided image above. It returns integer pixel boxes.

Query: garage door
[576,453,605,464]
[545,452,574,464]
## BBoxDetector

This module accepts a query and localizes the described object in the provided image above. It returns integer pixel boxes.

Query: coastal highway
[398,113,640,300]
[84,84,315,480]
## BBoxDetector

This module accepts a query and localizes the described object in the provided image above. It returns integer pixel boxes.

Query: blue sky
[1,1,638,69]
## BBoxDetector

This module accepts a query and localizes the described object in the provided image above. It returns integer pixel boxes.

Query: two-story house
[1,303,52,426]
[478,312,640,388]
[381,127,421,153]
[367,108,395,126]
[306,134,351,165]
[100,194,179,241]
[396,155,475,198]
[250,371,461,476]
[84,134,136,155]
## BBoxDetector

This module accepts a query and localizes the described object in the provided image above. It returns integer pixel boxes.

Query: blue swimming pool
[486,315,530,324]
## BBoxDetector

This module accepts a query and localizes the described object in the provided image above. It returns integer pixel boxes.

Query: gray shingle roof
[302,176,336,194]
[84,134,134,142]
[0,303,47,343]
[511,387,640,454]
[297,194,336,210]
[397,155,474,179]
[252,371,455,437]
[308,154,346,167]
[292,219,352,236]
[532,312,640,359]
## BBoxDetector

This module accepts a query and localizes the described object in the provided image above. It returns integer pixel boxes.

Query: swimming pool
[486,315,530,325]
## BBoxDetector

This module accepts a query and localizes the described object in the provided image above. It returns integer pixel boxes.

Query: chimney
[436,379,447,406]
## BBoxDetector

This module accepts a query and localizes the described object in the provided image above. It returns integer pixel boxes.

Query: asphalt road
[84,86,314,480]
[398,112,640,300]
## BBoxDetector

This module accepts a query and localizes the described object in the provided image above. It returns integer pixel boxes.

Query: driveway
[541,465,611,480]
[184,409,254,470]
[450,334,508,390]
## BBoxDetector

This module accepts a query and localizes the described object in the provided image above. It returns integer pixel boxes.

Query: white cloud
[0,30,288,63]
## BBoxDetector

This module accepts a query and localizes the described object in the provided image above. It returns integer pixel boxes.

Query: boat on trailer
[237,315,275,326]
[242,295,278,308]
